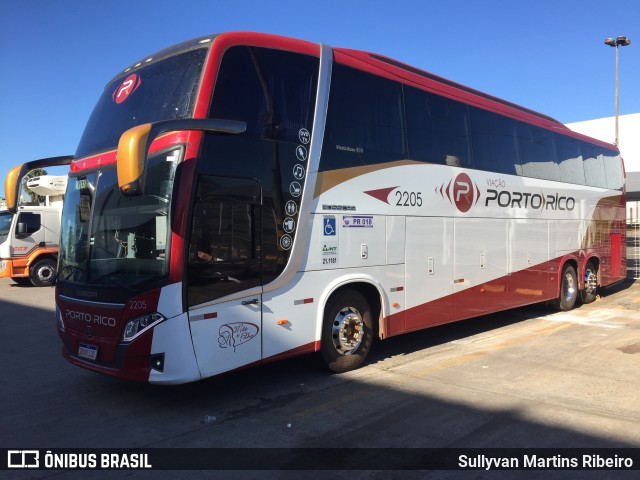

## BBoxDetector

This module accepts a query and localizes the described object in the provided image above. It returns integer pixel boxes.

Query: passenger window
[468,107,518,175]
[406,87,471,168]
[517,124,560,181]
[583,145,608,188]
[320,63,407,171]
[210,46,318,144]
[603,151,624,191]
[428,95,470,167]
[555,134,586,185]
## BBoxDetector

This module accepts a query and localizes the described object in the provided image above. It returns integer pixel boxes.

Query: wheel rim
[37,265,55,282]
[562,271,576,303]
[584,269,597,295]
[331,307,364,355]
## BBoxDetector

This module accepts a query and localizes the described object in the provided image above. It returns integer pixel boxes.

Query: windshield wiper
[55,264,87,284]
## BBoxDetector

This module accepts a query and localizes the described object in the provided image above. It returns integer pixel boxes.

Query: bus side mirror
[117,123,152,196]
[4,156,74,214]
[4,164,23,214]
[117,119,246,196]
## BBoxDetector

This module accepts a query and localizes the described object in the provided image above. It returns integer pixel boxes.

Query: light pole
[604,36,631,145]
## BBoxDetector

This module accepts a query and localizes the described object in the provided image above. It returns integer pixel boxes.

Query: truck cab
[0,175,66,286]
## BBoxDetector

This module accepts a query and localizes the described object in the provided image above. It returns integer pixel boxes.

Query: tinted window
[187,176,265,307]
[76,48,207,158]
[582,144,607,188]
[16,212,41,236]
[469,107,519,175]
[406,87,471,167]
[203,46,319,280]
[210,46,318,143]
[320,64,407,170]
[555,134,586,185]
[517,123,559,181]
[603,151,624,190]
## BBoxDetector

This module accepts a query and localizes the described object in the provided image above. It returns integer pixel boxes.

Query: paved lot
[1,277,639,479]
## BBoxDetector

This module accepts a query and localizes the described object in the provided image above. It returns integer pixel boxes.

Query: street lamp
[604,36,631,146]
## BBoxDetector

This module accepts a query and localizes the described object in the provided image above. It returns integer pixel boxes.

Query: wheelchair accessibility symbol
[323,215,336,236]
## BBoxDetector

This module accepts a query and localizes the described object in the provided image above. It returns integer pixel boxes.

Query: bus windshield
[58,45,208,289]
[75,47,208,158]
[58,149,178,288]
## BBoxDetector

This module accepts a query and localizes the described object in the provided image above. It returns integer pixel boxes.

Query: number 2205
[395,191,422,207]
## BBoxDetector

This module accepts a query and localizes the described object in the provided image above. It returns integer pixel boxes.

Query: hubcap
[38,265,55,282]
[584,269,597,295]
[563,271,576,303]
[331,307,364,355]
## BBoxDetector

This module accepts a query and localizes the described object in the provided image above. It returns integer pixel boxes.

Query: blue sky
[1,0,639,198]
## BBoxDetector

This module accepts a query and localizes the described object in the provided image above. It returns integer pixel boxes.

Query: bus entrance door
[187,175,264,378]
[190,294,262,378]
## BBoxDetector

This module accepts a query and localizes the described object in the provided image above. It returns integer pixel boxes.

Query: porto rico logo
[112,73,141,104]
[437,172,480,213]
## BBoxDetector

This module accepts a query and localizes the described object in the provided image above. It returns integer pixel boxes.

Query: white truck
[0,175,67,286]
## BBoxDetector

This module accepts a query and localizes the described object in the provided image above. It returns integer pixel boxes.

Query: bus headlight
[123,312,165,342]
[0,261,6,272]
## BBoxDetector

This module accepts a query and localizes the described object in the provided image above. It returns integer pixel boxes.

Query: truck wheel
[320,290,373,373]
[30,258,57,287]
[581,261,598,304]
[554,264,578,311]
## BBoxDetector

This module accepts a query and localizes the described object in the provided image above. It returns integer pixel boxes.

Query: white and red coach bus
[6,32,625,383]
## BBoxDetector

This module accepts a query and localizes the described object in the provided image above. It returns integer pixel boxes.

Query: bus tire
[30,258,57,287]
[321,290,373,373]
[581,261,598,304]
[554,264,578,311]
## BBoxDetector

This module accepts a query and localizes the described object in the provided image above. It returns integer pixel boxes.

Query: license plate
[78,343,98,361]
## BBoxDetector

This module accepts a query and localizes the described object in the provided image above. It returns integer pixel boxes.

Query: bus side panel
[149,312,201,384]
[453,218,510,319]
[555,219,583,259]
[261,268,398,360]
[338,215,386,269]
[508,219,551,302]
[262,272,324,361]
[404,217,453,331]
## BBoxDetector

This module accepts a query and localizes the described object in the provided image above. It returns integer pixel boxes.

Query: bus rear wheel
[321,290,373,373]
[30,258,57,287]
[581,261,598,304]
[554,264,578,311]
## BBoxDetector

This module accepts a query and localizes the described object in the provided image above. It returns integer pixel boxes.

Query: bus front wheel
[554,264,578,311]
[321,290,373,373]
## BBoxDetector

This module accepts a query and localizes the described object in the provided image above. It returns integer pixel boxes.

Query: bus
[6,32,625,384]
